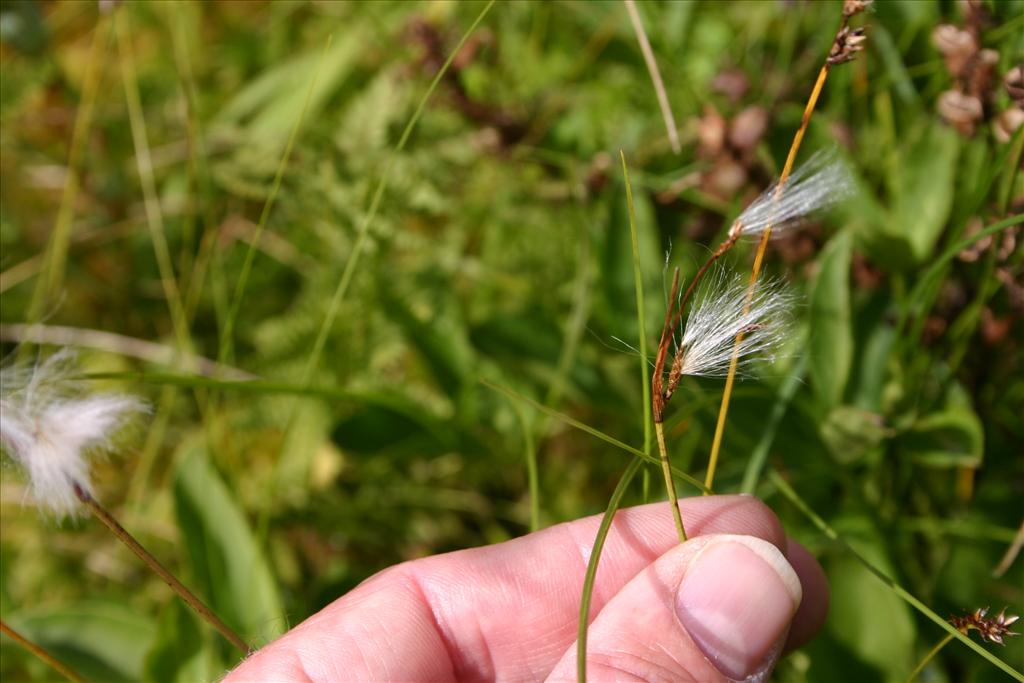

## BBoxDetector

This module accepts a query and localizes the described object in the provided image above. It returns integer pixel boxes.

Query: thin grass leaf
[576,457,644,683]
[621,152,654,488]
[480,378,711,494]
[768,470,1024,683]
[116,10,194,362]
[219,35,334,366]
[24,14,109,332]
[511,400,540,532]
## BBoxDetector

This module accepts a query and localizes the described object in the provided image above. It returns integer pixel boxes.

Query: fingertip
[679,494,788,552]
[783,538,830,652]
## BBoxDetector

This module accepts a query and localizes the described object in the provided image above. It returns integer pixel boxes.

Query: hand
[226,495,828,682]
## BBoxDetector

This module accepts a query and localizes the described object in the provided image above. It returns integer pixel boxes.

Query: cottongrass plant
[0,351,250,655]
[648,153,847,540]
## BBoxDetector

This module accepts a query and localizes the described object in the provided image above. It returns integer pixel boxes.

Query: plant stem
[24,13,109,334]
[116,9,194,364]
[577,456,644,683]
[73,484,250,655]
[655,421,686,542]
[218,34,332,367]
[0,620,85,683]
[908,633,954,682]
[706,16,841,493]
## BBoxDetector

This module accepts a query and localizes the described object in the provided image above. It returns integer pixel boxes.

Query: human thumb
[545,534,802,682]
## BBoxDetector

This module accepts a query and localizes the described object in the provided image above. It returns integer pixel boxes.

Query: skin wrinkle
[402,569,463,680]
[226,497,823,682]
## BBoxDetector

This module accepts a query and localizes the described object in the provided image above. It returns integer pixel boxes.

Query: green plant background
[1,1,1021,681]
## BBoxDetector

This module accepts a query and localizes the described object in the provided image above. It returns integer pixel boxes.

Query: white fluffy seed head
[675,268,795,378]
[731,148,854,239]
[0,352,145,516]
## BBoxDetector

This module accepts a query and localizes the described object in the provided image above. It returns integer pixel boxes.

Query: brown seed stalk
[1,620,85,683]
[72,482,250,655]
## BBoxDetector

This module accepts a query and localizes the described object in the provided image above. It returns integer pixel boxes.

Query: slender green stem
[620,151,660,520]
[116,9,194,362]
[219,35,334,366]
[577,456,644,683]
[74,484,249,655]
[908,633,954,682]
[25,14,109,331]
[512,401,540,532]
[1,620,85,683]
[768,470,1024,682]
[481,379,711,494]
[655,421,687,542]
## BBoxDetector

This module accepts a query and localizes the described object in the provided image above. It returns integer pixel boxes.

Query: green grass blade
[218,35,334,366]
[577,456,644,683]
[81,371,359,402]
[480,379,710,494]
[621,151,653,474]
[511,401,540,532]
[116,10,194,361]
[24,14,109,331]
[768,470,1024,683]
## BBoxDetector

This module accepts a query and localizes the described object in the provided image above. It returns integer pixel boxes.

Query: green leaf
[896,408,984,468]
[143,600,211,683]
[891,123,960,263]
[5,601,157,682]
[174,441,285,647]
[809,230,853,410]
[827,531,917,682]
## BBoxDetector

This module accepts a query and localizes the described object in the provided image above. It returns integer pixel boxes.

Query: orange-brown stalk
[704,3,869,492]
[652,269,687,542]
[1,620,85,683]
[73,483,250,654]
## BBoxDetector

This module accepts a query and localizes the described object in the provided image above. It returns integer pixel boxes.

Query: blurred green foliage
[1,1,1022,681]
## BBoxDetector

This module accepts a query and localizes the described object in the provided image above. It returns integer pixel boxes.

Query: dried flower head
[949,607,1020,646]
[729,149,854,240]
[938,89,984,135]
[842,0,873,18]
[0,352,145,516]
[828,26,868,65]
[1006,65,1024,105]
[664,269,794,392]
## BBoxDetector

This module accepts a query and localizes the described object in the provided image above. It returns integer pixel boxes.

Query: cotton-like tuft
[0,352,145,516]
[674,269,795,378]
[732,149,854,239]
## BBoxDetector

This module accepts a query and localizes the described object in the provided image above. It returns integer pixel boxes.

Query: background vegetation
[1,1,1021,681]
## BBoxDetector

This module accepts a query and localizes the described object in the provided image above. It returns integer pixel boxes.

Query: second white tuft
[733,149,854,239]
